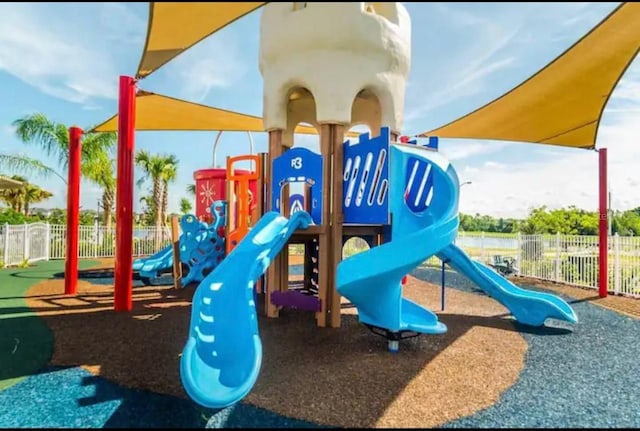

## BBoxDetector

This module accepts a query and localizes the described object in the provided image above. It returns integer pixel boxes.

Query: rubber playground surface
[0,260,639,428]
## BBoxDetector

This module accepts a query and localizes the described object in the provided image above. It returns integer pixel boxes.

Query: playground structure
[175,3,578,410]
[53,0,640,415]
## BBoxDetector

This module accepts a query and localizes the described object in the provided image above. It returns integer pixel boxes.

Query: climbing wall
[179,200,227,286]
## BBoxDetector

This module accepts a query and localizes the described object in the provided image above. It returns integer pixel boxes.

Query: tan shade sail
[90,90,323,135]
[136,2,267,79]
[418,2,640,149]
[0,175,24,190]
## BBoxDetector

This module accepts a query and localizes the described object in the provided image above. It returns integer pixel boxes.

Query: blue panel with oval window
[271,147,323,225]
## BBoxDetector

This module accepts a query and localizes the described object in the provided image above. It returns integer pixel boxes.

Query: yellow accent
[136,2,267,79]
[90,90,358,136]
[418,3,640,149]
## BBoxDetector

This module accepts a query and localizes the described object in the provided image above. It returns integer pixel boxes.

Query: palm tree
[82,151,116,232]
[160,155,178,226]
[186,183,196,197]
[134,150,166,231]
[12,113,116,217]
[23,183,53,215]
[180,198,192,214]
[0,175,52,214]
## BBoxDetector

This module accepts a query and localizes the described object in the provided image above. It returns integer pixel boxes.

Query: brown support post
[280,182,291,294]
[316,124,332,328]
[266,130,283,318]
[255,152,269,294]
[329,123,346,328]
[171,215,182,290]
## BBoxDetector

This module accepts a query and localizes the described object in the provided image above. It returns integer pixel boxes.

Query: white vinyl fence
[0,223,638,298]
[343,231,640,298]
[0,223,172,267]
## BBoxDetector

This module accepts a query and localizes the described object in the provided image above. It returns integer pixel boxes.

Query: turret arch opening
[364,3,399,24]
[351,88,382,137]
[284,86,318,148]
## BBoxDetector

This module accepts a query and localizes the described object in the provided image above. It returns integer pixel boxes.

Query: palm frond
[0,153,67,184]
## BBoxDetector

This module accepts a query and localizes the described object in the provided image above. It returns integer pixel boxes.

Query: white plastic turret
[259,2,411,140]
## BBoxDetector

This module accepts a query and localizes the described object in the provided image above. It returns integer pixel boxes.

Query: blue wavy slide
[437,244,577,326]
[337,143,577,342]
[180,210,312,409]
[133,244,173,274]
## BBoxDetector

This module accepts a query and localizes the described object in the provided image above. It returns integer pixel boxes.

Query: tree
[0,175,53,215]
[135,150,180,235]
[135,150,166,232]
[11,113,117,221]
[82,150,116,232]
[180,198,193,214]
[186,183,196,197]
[160,155,179,225]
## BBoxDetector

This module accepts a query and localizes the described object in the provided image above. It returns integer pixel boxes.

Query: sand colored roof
[91,90,320,135]
[136,2,267,79]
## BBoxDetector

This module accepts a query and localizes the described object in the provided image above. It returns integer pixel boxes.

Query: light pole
[96,198,101,227]
[460,181,472,188]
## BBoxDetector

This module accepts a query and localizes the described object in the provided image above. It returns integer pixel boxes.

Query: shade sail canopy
[0,175,24,190]
[91,90,326,135]
[418,2,640,149]
[136,2,267,79]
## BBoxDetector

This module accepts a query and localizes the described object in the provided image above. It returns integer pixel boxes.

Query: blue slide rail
[180,210,312,409]
[337,142,577,349]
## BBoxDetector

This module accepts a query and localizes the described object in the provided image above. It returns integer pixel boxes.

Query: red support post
[64,126,83,295]
[598,148,608,298]
[114,76,137,311]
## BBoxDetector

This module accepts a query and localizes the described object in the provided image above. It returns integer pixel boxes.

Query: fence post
[2,223,8,268]
[23,223,29,263]
[614,233,620,295]
[94,220,99,259]
[516,232,522,276]
[554,232,561,282]
[45,223,51,261]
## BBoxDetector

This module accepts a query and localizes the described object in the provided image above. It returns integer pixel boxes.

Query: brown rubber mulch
[26,271,527,428]
[513,276,640,319]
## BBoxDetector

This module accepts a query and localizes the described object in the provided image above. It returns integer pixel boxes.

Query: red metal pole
[598,148,608,298]
[114,76,137,311]
[64,126,83,295]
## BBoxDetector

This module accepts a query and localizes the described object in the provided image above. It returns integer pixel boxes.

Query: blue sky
[1,2,638,218]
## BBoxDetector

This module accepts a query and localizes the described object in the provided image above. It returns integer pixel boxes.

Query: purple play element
[271,290,321,312]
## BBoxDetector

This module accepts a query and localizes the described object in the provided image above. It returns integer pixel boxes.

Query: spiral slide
[337,143,577,343]
[180,210,312,409]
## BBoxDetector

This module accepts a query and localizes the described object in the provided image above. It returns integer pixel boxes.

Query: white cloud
[0,3,145,104]
[455,102,640,219]
[163,33,248,103]
[404,6,521,125]
[438,140,510,161]
[2,125,16,135]
[403,2,620,133]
